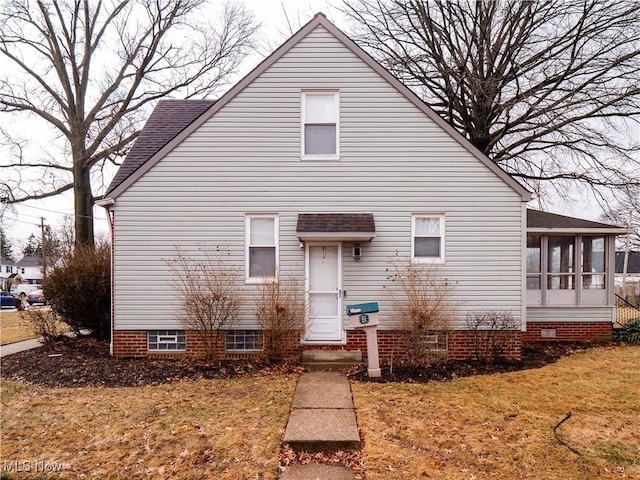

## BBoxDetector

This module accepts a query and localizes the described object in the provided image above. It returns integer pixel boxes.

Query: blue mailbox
[346,302,380,328]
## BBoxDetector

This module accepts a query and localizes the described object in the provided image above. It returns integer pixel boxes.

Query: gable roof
[615,251,640,274]
[103,13,531,201]
[17,255,42,267]
[527,209,627,234]
[105,99,214,197]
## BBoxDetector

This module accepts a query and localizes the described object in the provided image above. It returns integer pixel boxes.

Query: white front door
[305,244,342,342]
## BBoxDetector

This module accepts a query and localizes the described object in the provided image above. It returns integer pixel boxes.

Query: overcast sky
[0,0,611,255]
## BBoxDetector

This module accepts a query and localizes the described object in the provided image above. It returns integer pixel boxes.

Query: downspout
[96,198,115,356]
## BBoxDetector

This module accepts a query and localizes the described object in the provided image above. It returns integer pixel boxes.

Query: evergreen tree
[0,228,13,260]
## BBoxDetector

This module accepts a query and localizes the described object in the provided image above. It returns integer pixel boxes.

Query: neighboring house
[614,251,640,304]
[99,14,625,360]
[615,251,640,276]
[15,255,43,285]
[0,255,18,291]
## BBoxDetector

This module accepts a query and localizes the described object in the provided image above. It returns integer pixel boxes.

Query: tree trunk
[73,163,94,247]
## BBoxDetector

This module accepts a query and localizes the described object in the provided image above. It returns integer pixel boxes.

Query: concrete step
[279,464,357,480]
[283,372,361,453]
[301,350,364,371]
[283,408,361,453]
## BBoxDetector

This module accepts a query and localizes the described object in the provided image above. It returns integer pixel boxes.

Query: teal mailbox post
[346,302,381,378]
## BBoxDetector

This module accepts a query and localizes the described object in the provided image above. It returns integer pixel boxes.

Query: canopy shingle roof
[297,213,375,233]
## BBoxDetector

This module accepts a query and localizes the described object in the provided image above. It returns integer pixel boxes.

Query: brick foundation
[112,328,525,360]
[112,330,304,360]
[344,329,521,362]
[523,322,612,343]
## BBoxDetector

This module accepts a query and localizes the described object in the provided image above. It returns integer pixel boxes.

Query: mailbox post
[346,302,381,378]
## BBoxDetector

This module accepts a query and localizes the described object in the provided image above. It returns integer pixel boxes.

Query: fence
[615,294,640,327]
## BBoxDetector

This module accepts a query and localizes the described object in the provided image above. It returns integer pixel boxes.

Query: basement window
[148,330,186,351]
[225,330,264,351]
[417,332,448,352]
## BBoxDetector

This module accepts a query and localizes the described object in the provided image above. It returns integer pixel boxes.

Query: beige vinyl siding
[526,307,616,323]
[113,25,524,331]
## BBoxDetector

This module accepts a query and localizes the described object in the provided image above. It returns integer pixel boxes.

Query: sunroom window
[582,236,605,289]
[547,236,575,290]
[526,235,541,290]
[526,235,608,306]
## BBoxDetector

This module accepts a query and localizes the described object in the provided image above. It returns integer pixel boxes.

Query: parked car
[1,291,24,310]
[26,290,47,306]
[10,283,42,297]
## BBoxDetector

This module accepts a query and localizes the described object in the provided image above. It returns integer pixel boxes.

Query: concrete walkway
[0,337,43,357]
[280,372,360,479]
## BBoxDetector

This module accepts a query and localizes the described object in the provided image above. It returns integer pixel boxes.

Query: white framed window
[225,330,264,351]
[246,214,278,281]
[148,330,186,351]
[412,215,445,263]
[301,90,339,159]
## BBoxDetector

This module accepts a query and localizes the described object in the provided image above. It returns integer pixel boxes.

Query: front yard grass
[0,310,35,345]
[0,375,297,479]
[353,345,640,480]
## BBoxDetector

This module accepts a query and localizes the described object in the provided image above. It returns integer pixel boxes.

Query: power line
[10,203,108,221]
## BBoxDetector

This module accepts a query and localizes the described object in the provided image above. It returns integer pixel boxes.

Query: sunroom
[525,209,627,342]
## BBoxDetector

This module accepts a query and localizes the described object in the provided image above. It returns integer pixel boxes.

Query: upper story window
[412,215,445,263]
[301,91,339,158]
[246,214,278,281]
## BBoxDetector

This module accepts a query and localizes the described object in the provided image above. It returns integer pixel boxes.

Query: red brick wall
[112,330,305,360]
[112,329,525,360]
[523,322,612,343]
[112,331,147,357]
[345,329,521,362]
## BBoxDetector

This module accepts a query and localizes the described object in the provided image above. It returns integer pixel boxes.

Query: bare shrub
[388,261,457,365]
[167,248,243,360]
[465,310,520,361]
[20,308,65,345]
[254,276,307,363]
[44,242,111,340]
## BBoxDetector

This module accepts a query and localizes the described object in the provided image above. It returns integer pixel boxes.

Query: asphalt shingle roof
[105,99,215,196]
[296,214,376,233]
[527,209,621,230]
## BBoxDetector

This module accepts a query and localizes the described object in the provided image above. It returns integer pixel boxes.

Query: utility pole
[40,217,47,286]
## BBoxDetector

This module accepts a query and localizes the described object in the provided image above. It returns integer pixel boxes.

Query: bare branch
[0,0,259,244]
[342,0,640,197]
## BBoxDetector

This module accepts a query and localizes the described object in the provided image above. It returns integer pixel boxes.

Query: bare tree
[0,0,259,245]
[167,247,244,360]
[342,0,640,199]
[601,185,640,249]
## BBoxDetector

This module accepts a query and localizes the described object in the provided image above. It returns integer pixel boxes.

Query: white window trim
[411,214,445,264]
[300,90,340,160]
[245,214,279,283]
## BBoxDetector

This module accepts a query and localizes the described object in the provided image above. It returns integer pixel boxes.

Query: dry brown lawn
[0,310,36,345]
[1,375,297,479]
[353,345,640,480]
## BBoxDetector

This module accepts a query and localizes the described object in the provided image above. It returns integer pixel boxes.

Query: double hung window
[302,91,339,158]
[412,215,445,263]
[246,215,278,280]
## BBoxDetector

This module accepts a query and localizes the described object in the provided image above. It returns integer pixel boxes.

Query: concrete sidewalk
[280,372,360,479]
[0,337,43,357]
